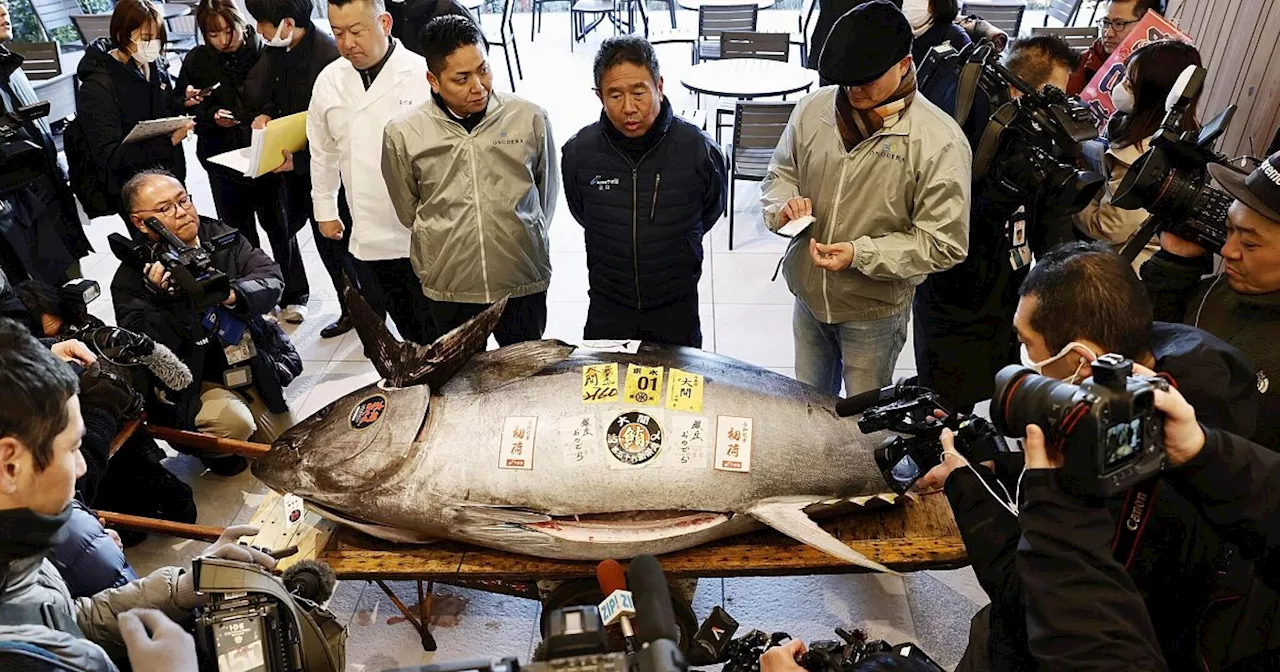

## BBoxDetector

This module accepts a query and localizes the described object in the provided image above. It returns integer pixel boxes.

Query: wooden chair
[726,100,795,250]
[485,0,523,90]
[1043,0,1084,27]
[695,4,757,63]
[961,1,1026,39]
[1031,25,1099,53]
[714,31,790,142]
[70,13,112,45]
[8,41,62,81]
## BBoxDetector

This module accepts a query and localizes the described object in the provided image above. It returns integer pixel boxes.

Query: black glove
[79,365,144,421]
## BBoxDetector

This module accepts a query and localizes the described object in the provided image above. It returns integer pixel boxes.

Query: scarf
[834,65,918,152]
[0,505,73,581]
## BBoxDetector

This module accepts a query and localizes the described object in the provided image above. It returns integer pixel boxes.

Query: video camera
[0,100,52,193]
[191,556,346,672]
[919,40,1104,220]
[1113,65,1238,256]
[992,354,1168,498]
[835,381,1005,494]
[108,217,234,311]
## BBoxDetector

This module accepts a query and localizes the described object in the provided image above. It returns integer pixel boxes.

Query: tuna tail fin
[344,283,507,389]
[747,497,899,575]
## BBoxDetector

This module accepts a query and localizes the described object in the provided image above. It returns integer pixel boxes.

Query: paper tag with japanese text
[668,415,710,469]
[559,415,602,466]
[581,363,620,404]
[714,416,753,473]
[665,369,705,413]
[498,416,537,470]
[624,365,665,406]
[280,493,305,530]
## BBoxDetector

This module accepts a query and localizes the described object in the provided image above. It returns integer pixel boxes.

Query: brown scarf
[834,65,918,152]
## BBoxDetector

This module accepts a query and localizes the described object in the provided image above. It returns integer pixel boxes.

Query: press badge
[1007,207,1032,270]
[224,365,252,389]
[223,332,257,366]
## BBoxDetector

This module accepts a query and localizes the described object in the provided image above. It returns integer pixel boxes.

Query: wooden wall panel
[1165,0,1280,158]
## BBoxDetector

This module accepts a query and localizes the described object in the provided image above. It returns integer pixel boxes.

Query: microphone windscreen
[629,554,678,645]
[142,341,193,391]
[597,559,628,596]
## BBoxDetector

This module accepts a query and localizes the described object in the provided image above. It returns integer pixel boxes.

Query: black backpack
[64,76,118,219]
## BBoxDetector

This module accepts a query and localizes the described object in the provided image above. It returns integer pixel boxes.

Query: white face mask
[1020,341,1096,383]
[262,19,294,48]
[1112,81,1135,114]
[902,0,934,36]
[132,39,162,64]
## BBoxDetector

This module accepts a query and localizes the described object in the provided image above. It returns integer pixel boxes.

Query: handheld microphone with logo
[628,554,686,672]
[596,559,638,655]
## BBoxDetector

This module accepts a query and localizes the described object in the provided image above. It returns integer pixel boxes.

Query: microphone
[596,559,638,655]
[629,554,684,672]
[834,376,919,418]
[138,340,194,391]
[89,326,194,391]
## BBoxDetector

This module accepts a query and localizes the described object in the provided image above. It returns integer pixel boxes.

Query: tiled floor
[68,8,1063,669]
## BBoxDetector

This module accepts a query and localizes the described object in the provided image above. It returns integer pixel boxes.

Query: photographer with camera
[1141,150,1280,450]
[1075,41,1204,266]
[111,170,300,477]
[0,317,280,672]
[0,0,92,287]
[926,242,1271,671]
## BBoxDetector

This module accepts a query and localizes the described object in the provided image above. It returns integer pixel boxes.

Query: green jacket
[761,87,972,323]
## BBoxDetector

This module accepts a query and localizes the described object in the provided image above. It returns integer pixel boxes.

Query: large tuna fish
[252,290,898,571]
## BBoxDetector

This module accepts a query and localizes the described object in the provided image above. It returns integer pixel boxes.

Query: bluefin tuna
[251,289,899,571]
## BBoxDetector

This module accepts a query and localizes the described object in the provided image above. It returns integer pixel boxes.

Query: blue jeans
[792,300,910,397]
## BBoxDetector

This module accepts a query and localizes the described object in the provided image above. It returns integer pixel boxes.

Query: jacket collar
[816,87,912,147]
[426,89,505,133]
[341,39,416,110]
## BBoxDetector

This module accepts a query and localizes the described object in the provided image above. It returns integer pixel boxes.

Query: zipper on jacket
[602,134,669,313]
[824,159,850,323]
[468,139,491,303]
[649,173,662,226]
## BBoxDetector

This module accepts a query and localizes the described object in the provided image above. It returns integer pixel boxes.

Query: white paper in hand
[778,214,816,238]
[121,116,193,144]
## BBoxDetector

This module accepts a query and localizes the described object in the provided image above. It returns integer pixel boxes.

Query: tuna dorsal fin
[344,283,507,389]
[452,340,578,394]
[747,497,899,575]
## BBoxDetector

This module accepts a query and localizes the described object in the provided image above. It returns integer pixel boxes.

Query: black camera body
[1113,65,1237,255]
[993,354,1168,498]
[919,40,1104,220]
[0,101,52,193]
[108,217,234,311]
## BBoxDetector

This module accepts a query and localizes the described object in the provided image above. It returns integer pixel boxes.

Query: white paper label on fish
[560,414,603,466]
[499,416,537,470]
[668,415,711,469]
[714,416,753,473]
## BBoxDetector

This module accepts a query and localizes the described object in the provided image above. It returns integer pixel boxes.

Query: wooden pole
[108,417,144,458]
[97,510,225,542]
[146,426,273,457]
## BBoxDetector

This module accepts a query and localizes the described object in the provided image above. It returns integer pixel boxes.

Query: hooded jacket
[760,86,971,323]
[382,90,559,303]
[74,38,186,210]
[176,28,265,162]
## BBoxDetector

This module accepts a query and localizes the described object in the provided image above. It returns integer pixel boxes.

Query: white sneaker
[279,304,309,324]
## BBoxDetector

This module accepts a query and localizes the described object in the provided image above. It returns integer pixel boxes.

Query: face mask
[902,0,934,36]
[1112,81,1135,114]
[132,39,162,63]
[263,19,294,48]
[1020,341,1096,383]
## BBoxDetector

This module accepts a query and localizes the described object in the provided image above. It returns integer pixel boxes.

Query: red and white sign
[1079,12,1193,130]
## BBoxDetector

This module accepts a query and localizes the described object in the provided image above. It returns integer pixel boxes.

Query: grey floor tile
[903,572,985,672]
[723,574,917,647]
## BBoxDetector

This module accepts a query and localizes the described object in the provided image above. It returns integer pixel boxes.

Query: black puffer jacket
[175,29,264,161]
[389,0,476,57]
[110,217,301,430]
[74,38,186,211]
[562,100,727,310]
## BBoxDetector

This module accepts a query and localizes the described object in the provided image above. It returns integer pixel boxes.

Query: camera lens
[991,365,1081,438]
[1045,164,1105,217]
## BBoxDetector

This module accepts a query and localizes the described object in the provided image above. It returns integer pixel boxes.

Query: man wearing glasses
[1067,0,1164,95]
[110,170,299,476]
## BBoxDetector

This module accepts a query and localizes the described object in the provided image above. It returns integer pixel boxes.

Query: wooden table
[681,57,817,100]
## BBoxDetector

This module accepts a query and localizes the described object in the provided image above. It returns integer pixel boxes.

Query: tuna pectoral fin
[345,283,507,389]
[747,498,899,575]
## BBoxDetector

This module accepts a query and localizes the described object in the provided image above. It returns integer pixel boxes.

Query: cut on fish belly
[251,287,902,572]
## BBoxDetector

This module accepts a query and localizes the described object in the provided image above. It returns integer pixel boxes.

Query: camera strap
[1111,478,1160,570]
[1120,215,1163,263]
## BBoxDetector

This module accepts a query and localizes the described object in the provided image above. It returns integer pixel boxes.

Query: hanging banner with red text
[1079,12,1193,130]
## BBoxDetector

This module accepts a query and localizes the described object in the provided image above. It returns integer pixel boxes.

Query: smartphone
[188,81,221,100]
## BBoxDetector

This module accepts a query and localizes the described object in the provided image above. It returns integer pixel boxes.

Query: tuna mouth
[525,510,732,544]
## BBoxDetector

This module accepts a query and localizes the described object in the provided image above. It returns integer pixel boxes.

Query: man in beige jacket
[762,0,971,396]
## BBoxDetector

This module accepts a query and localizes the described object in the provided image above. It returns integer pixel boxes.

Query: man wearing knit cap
[761,0,971,397]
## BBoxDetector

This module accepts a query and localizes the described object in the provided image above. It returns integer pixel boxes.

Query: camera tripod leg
[374,580,438,652]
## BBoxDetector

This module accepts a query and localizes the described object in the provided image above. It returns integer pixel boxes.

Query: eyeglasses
[133,194,194,218]
[1097,17,1141,33]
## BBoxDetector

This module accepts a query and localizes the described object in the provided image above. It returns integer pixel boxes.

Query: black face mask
[0,504,74,570]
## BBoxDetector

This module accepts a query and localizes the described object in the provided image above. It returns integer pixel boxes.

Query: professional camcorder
[992,354,1168,498]
[191,556,346,672]
[108,217,234,311]
[919,40,1104,220]
[836,382,1004,494]
[0,100,51,193]
[1114,65,1238,256]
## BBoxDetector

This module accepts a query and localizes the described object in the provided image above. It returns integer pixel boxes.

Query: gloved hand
[79,365,143,421]
[120,609,198,672]
[176,525,278,609]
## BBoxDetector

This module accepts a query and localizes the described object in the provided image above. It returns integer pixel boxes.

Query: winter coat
[50,504,138,600]
[1142,250,1280,450]
[388,0,477,57]
[562,99,727,310]
[761,87,971,323]
[175,29,264,161]
[73,38,186,212]
[382,91,559,303]
[110,217,300,430]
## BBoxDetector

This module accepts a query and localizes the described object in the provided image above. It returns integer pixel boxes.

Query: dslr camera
[919,40,1104,220]
[108,217,234,311]
[191,556,347,672]
[1113,65,1237,256]
[0,100,51,193]
[992,354,1168,498]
